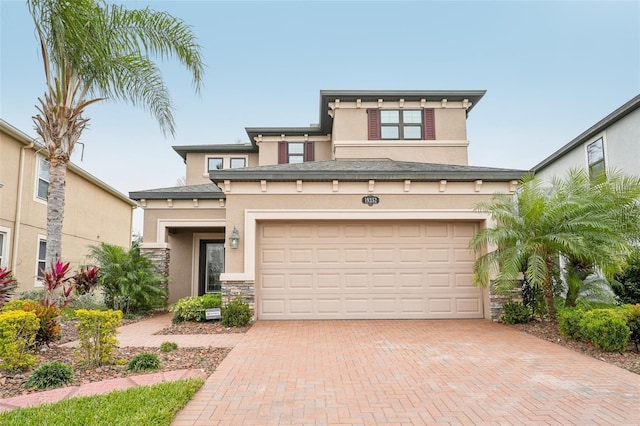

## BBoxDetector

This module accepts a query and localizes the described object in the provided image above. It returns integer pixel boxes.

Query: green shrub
[126,352,161,372]
[558,308,586,340]
[90,243,168,315]
[75,309,122,367]
[502,300,532,324]
[17,289,47,304]
[1,299,60,345]
[160,341,178,353]
[201,293,222,309]
[2,299,29,312]
[613,250,640,304]
[170,296,204,324]
[618,304,640,348]
[0,310,40,371]
[67,293,107,311]
[221,295,252,327]
[26,362,74,389]
[580,309,630,352]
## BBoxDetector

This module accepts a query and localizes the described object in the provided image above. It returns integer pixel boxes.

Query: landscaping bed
[0,315,233,400]
[509,319,640,375]
[156,320,252,335]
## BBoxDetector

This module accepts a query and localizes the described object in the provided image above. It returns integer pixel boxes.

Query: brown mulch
[509,318,640,375]
[156,321,252,335]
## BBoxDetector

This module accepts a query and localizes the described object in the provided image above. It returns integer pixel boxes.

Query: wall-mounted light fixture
[229,227,240,249]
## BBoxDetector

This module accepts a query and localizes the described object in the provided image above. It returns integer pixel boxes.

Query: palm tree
[470,169,640,319]
[27,0,203,264]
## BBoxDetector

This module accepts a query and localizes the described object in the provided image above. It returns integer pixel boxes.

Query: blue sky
[1,0,639,232]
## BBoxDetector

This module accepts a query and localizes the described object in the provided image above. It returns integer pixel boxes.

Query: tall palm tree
[27,0,203,264]
[470,169,640,319]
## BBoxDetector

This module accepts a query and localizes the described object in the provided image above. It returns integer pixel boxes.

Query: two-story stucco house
[130,90,526,320]
[0,119,137,292]
[533,94,640,180]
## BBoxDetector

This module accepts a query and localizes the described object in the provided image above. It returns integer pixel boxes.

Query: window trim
[230,157,247,169]
[35,234,47,286]
[34,156,49,203]
[0,226,11,268]
[206,157,224,173]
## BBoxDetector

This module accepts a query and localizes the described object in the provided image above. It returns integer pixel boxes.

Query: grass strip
[0,377,204,425]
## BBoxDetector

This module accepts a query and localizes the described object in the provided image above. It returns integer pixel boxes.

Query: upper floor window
[230,158,246,169]
[278,142,314,164]
[207,158,223,172]
[587,138,605,182]
[381,110,422,139]
[368,108,435,141]
[36,157,49,200]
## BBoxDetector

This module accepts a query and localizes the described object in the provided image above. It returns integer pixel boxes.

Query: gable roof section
[172,143,257,161]
[532,94,640,172]
[0,119,137,207]
[209,160,525,182]
[245,90,486,146]
[129,183,224,200]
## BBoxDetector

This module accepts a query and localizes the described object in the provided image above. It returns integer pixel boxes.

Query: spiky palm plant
[470,169,640,319]
[27,0,203,264]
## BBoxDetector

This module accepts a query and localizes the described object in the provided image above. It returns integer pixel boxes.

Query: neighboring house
[533,94,640,180]
[0,119,137,292]
[130,90,526,320]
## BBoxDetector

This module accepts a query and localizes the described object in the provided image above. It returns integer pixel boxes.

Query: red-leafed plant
[41,261,74,307]
[0,267,18,308]
[73,266,100,296]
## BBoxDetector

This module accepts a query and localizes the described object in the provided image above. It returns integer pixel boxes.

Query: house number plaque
[362,195,380,206]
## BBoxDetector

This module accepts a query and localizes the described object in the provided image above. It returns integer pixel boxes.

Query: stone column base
[221,281,256,318]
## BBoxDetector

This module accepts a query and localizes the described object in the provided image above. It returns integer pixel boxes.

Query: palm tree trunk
[46,156,68,265]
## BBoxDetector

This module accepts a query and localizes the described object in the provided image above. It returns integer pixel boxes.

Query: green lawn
[0,378,204,425]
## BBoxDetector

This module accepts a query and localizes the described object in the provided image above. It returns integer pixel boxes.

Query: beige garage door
[257,221,483,320]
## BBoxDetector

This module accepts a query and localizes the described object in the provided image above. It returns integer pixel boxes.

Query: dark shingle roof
[172,144,257,161]
[532,94,640,172]
[129,183,224,200]
[209,160,525,182]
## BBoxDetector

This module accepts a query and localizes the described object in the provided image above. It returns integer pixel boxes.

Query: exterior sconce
[229,227,240,249]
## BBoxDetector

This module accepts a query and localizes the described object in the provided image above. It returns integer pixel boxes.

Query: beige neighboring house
[533,94,640,180]
[0,119,137,292]
[130,90,526,320]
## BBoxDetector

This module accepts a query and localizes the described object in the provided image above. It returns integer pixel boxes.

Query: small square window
[380,110,400,123]
[403,110,422,124]
[230,158,246,169]
[288,143,305,164]
[207,158,223,172]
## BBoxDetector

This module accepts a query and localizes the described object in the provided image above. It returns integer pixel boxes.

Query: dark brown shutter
[304,141,315,161]
[367,108,380,140]
[423,108,435,140]
[278,142,287,164]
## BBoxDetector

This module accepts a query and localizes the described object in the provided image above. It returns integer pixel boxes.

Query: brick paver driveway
[173,320,640,425]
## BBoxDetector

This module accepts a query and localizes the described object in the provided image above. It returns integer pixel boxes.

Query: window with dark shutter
[304,141,315,161]
[423,108,435,140]
[367,108,380,140]
[278,142,287,164]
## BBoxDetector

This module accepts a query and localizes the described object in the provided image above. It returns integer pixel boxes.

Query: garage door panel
[257,221,483,320]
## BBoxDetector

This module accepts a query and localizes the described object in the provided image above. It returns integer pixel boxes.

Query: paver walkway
[0,313,243,413]
[173,320,640,425]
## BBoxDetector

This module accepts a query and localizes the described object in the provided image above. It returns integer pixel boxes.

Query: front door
[199,240,224,295]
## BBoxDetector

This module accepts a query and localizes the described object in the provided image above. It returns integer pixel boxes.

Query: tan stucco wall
[334,144,468,164]
[0,129,133,292]
[332,109,368,141]
[435,109,467,140]
[168,229,195,304]
[141,205,226,242]
[221,179,512,274]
